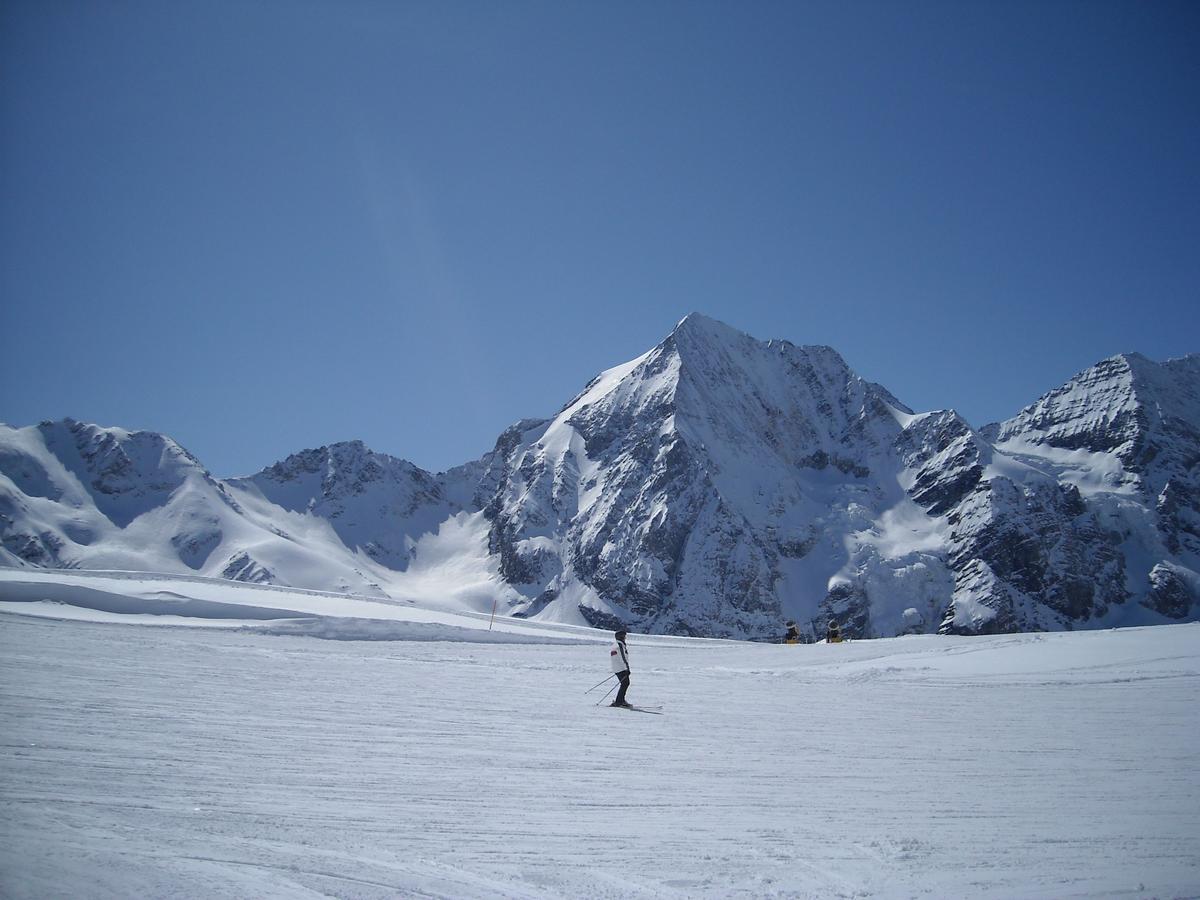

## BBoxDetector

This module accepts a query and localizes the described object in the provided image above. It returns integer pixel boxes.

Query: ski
[609,704,663,714]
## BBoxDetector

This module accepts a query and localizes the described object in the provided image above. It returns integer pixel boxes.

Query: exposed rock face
[469,315,921,637]
[222,551,274,584]
[895,411,987,516]
[937,476,1127,634]
[2,319,1197,638]
[971,352,1200,629]
[228,440,458,570]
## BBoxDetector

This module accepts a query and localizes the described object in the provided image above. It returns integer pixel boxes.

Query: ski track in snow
[1,597,1199,898]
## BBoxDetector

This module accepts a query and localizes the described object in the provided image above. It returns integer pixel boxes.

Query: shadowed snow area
[0,570,601,644]
[0,574,1198,898]
[0,580,310,621]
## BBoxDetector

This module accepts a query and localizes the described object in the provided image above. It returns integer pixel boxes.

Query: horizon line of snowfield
[0,567,1188,652]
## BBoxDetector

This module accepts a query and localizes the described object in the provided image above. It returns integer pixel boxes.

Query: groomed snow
[1,574,1198,899]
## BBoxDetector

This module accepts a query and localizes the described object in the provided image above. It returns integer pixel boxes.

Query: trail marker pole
[489,598,498,631]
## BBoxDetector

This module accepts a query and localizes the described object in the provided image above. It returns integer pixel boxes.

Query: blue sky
[2,0,1197,476]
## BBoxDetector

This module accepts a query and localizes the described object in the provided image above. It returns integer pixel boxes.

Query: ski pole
[584,674,616,694]
[595,682,619,706]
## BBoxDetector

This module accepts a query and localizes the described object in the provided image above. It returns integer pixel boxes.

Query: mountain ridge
[3,318,1197,638]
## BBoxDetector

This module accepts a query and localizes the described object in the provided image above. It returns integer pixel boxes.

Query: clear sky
[3,1,1198,476]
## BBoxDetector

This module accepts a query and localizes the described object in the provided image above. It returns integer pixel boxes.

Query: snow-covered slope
[0,421,412,598]
[226,440,459,572]
[1,582,1197,899]
[2,320,1197,638]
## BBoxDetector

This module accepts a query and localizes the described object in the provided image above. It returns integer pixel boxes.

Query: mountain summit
[477,312,921,634]
[2,319,1197,637]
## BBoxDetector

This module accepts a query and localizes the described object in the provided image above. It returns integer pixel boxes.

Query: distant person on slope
[610,630,632,707]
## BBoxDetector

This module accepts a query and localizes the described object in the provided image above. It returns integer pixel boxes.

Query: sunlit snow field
[1,571,1198,899]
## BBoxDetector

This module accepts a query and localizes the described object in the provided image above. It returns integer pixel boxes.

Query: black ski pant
[614,670,630,705]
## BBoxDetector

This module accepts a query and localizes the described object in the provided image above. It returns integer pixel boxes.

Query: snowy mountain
[476,314,920,636]
[226,441,459,572]
[0,420,420,597]
[472,317,1198,637]
[981,351,1200,625]
[2,317,1197,637]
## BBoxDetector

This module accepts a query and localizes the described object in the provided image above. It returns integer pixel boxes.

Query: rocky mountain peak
[227,439,457,573]
[251,440,439,505]
[991,352,1200,488]
[44,417,204,474]
[669,311,749,348]
[31,418,216,528]
[664,321,909,481]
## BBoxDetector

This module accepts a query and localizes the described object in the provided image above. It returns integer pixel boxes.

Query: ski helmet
[615,629,628,639]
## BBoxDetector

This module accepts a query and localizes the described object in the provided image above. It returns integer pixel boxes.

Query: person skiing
[609,629,632,707]
[784,620,801,644]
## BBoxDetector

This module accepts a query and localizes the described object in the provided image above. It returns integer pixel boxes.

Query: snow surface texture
[0,575,1198,899]
[2,315,1198,638]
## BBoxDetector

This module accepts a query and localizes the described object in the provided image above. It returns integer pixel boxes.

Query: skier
[784,620,801,644]
[827,620,842,643]
[609,629,632,707]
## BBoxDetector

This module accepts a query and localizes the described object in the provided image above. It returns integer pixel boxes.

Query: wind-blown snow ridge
[2,320,1197,638]
[0,569,599,645]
